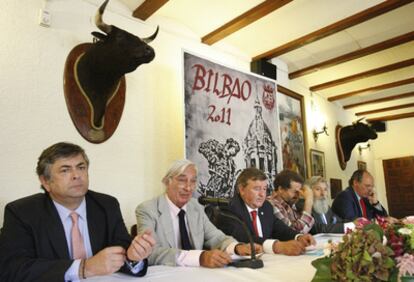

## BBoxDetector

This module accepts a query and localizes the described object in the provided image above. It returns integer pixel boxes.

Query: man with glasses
[332,169,387,221]
[135,159,260,267]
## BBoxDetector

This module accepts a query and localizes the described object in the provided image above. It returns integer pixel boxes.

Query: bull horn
[353,117,365,124]
[95,0,112,34]
[142,26,159,43]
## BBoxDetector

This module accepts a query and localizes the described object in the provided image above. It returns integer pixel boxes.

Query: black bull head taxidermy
[335,118,378,170]
[63,0,158,143]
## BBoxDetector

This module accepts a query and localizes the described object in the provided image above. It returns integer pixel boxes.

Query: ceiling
[118,0,414,124]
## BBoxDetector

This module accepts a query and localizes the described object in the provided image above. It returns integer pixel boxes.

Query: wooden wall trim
[355,102,414,116]
[289,31,414,79]
[253,0,414,61]
[367,111,414,122]
[310,58,414,91]
[133,0,169,20]
[327,77,414,102]
[343,91,414,109]
[202,0,292,45]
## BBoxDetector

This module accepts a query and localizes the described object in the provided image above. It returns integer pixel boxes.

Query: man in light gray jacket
[136,159,260,267]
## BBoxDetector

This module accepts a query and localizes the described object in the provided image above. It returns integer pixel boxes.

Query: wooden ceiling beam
[355,102,414,116]
[343,91,414,109]
[202,0,293,45]
[253,0,414,61]
[310,58,414,91]
[327,77,414,102]
[367,111,414,122]
[132,0,169,20]
[289,31,414,79]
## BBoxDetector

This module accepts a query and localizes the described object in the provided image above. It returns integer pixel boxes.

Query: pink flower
[403,216,414,225]
[396,253,414,277]
[354,217,371,229]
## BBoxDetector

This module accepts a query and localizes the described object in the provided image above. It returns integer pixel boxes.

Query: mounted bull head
[335,118,378,170]
[63,0,158,143]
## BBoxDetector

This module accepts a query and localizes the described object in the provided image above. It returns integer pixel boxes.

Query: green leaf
[363,223,383,239]
[311,257,332,282]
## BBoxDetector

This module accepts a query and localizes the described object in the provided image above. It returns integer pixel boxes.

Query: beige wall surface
[1,0,405,228]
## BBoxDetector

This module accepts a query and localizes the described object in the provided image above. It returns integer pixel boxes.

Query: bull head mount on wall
[335,118,378,170]
[64,0,158,143]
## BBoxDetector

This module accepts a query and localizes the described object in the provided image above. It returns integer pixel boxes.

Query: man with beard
[306,176,355,234]
[267,170,315,233]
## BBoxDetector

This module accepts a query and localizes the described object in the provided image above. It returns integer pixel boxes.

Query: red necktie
[70,212,86,259]
[251,210,259,237]
[359,198,367,218]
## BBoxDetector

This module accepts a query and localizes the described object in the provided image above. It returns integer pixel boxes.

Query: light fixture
[313,124,328,142]
[358,143,371,155]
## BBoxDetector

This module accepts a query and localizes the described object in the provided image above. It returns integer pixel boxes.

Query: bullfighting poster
[184,52,282,198]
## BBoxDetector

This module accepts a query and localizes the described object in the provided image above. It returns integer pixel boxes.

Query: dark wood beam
[328,77,414,102]
[132,0,169,20]
[310,58,414,91]
[290,31,414,79]
[367,111,414,122]
[202,0,293,45]
[343,91,414,109]
[355,102,414,116]
[253,0,414,61]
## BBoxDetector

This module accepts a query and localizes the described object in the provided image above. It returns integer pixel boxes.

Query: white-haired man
[306,176,354,234]
[135,160,260,268]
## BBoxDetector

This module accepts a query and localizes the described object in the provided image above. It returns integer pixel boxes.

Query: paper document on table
[231,252,264,261]
[305,233,344,256]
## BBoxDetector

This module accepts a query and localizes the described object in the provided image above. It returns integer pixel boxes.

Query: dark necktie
[178,209,193,250]
[359,198,368,218]
[251,210,259,237]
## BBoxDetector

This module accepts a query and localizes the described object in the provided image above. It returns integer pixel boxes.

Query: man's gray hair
[161,159,198,186]
[305,176,329,189]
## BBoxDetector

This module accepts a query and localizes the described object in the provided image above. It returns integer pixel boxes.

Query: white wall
[0,0,253,228]
[0,0,391,229]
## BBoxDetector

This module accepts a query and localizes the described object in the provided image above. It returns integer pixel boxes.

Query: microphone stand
[218,207,264,269]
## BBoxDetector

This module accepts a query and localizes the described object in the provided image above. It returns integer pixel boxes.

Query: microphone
[198,196,230,207]
[217,206,264,269]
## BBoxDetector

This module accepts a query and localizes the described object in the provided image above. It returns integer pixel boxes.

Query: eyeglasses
[174,176,197,187]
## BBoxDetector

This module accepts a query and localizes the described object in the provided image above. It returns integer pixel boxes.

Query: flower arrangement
[311,216,414,282]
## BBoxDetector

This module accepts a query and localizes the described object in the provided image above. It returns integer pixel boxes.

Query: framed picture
[357,160,367,170]
[310,149,325,178]
[330,178,342,199]
[277,85,308,178]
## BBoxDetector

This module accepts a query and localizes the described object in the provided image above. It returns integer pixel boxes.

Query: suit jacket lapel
[44,195,70,259]
[158,196,175,248]
[258,207,269,238]
[349,187,363,217]
[235,194,256,237]
[186,200,202,249]
[86,193,106,254]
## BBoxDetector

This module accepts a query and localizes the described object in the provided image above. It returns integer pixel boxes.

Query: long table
[87,234,342,282]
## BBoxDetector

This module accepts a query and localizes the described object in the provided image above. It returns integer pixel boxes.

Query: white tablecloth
[86,234,343,282]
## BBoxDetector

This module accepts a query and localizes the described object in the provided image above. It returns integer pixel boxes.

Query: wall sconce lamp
[313,124,328,142]
[358,143,371,155]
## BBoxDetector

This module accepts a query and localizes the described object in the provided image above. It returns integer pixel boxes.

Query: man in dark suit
[217,167,315,255]
[0,142,155,282]
[305,176,355,234]
[332,169,387,221]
